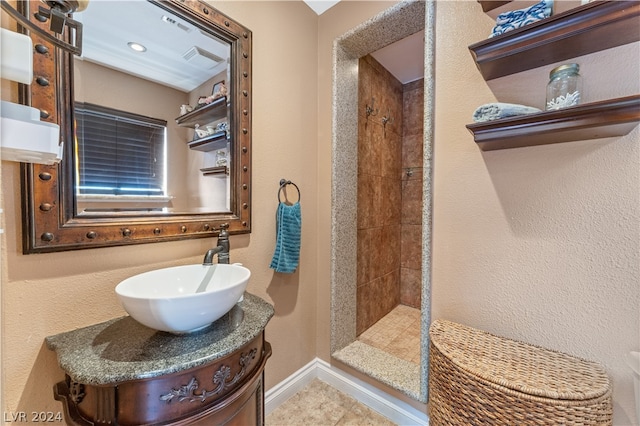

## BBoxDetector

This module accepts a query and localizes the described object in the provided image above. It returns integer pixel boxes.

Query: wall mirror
[20,0,252,253]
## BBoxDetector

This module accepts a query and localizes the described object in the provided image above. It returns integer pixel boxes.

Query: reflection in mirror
[74,1,231,215]
[21,0,252,253]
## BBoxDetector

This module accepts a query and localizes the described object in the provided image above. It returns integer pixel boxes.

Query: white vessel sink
[115,264,250,333]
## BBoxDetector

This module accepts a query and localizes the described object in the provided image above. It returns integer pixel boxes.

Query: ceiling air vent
[182,46,223,69]
[161,15,191,32]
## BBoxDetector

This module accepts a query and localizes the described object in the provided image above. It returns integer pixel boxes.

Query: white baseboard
[264,358,318,415]
[265,358,429,425]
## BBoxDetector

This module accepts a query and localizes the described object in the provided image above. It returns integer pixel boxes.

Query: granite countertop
[45,292,274,385]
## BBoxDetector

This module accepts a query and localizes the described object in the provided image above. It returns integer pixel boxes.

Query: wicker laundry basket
[428,320,612,425]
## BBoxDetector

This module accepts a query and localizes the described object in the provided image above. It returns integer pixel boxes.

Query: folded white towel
[472,103,542,123]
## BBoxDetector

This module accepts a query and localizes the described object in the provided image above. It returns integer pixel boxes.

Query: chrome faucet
[203,223,230,265]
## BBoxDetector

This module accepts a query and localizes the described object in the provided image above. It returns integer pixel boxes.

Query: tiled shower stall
[357,54,424,339]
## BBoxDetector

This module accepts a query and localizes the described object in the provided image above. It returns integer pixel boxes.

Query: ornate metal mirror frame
[20,0,252,253]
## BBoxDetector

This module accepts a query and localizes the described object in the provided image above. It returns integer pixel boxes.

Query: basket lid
[429,320,611,401]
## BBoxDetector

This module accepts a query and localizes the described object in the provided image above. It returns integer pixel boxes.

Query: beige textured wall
[432,2,640,424]
[1,0,320,416]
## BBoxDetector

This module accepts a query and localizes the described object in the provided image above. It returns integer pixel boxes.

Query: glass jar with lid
[545,63,583,111]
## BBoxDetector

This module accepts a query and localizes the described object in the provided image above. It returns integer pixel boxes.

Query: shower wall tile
[380,270,401,314]
[401,179,422,225]
[402,80,424,137]
[356,283,372,335]
[380,128,402,179]
[363,55,403,137]
[402,134,423,169]
[400,267,422,309]
[357,228,377,286]
[381,177,402,226]
[400,80,424,308]
[358,118,381,177]
[359,271,401,333]
[358,59,373,119]
[357,55,403,335]
[357,174,381,229]
[403,166,423,182]
[367,271,400,330]
[379,224,401,277]
[401,223,422,271]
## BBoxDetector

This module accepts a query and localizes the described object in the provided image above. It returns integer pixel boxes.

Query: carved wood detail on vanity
[159,347,258,404]
[54,335,271,425]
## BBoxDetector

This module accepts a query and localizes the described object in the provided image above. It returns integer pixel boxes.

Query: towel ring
[278,179,301,203]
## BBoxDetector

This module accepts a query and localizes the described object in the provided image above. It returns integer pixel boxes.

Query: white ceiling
[303,0,341,15]
[76,1,423,92]
[303,0,424,84]
[76,1,229,93]
[370,30,424,84]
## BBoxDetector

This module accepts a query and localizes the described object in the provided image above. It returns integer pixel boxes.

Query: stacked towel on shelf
[269,202,302,274]
[490,0,553,38]
[472,103,542,123]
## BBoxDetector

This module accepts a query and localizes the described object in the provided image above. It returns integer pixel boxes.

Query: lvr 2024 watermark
[3,412,63,422]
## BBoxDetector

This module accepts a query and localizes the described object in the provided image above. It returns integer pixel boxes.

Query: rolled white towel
[472,102,542,123]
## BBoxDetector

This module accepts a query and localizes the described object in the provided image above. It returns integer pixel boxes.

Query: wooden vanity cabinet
[54,334,271,425]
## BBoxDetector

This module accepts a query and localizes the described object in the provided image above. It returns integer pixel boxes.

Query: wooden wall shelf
[176,96,228,128]
[200,166,229,176]
[469,1,640,80]
[188,131,228,152]
[477,0,512,13]
[467,95,640,151]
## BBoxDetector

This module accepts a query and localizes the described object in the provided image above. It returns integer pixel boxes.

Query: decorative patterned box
[429,320,612,425]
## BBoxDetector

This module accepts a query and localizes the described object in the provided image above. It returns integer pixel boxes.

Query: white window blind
[75,103,167,197]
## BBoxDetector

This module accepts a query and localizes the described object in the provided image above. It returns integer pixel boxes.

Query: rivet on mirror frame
[243,72,248,78]
[86,231,97,239]
[122,229,132,237]
[36,76,50,86]
[243,52,248,59]
[41,232,54,242]
[204,224,210,231]
[202,7,209,14]
[242,184,248,190]
[243,32,248,39]
[181,226,187,233]
[243,90,248,97]
[35,44,49,54]
[242,146,248,153]
[39,203,53,211]
[34,11,47,22]
[243,109,248,116]
[38,172,52,181]
[153,228,161,235]
[243,166,248,172]
[243,203,248,209]
[242,128,248,134]
[225,20,230,27]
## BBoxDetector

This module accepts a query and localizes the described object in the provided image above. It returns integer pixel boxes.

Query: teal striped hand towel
[269,202,302,273]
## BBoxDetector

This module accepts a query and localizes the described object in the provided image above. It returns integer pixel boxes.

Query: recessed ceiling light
[127,42,147,52]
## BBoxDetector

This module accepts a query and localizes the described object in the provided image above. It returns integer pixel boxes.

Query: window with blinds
[75,103,167,197]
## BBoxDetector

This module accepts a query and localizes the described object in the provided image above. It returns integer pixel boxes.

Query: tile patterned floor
[266,379,396,426]
[357,305,421,365]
